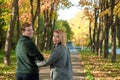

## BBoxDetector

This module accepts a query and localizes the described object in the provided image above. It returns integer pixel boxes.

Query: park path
[39,52,86,80]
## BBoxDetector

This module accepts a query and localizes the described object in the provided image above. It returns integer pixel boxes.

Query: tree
[103,0,110,59]
[110,0,116,63]
[114,1,120,48]
[4,0,19,65]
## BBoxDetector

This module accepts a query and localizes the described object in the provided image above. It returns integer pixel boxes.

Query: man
[16,22,44,80]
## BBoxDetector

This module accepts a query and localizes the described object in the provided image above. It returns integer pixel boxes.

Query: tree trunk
[117,19,120,48]
[16,0,20,42]
[49,19,56,49]
[40,9,48,51]
[96,8,100,55]
[47,2,54,50]
[111,24,116,63]
[35,0,40,48]
[110,0,116,63]
[89,18,92,51]
[104,0,109,59]
[30,0,34,29]
[92,8,98,53]
[4,0,18,66]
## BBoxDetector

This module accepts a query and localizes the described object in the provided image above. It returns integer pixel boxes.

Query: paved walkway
[39,53,86,80]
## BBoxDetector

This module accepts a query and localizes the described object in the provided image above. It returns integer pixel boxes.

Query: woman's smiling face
[52,32,61,45]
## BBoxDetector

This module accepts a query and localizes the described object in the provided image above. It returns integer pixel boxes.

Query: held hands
[36,60,46,67]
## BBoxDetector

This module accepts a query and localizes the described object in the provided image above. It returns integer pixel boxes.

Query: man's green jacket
[16,35,44,74]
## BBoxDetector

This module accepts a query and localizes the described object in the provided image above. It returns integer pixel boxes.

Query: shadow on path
[39,52,86,80]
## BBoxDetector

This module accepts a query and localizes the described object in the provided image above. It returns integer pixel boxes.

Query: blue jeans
[16,73,39,80]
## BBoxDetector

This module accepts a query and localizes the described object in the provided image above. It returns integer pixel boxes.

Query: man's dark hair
[21,22,32,31]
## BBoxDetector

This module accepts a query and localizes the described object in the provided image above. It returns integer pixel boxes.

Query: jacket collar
[54,42,61,48]
[19,35,30,41]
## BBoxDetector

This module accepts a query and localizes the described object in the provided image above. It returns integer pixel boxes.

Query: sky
[58,0,81,20]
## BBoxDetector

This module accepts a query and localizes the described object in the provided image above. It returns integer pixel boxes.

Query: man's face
[22,26,34,38]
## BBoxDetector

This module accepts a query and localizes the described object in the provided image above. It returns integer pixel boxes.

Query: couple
[16,22,73,80]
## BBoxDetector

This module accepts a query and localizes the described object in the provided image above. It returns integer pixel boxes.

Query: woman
[37,29,73,80]
[16,22,44,80]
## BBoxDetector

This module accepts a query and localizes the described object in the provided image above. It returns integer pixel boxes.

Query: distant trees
[79,0,120,62]
[55,20,74,41]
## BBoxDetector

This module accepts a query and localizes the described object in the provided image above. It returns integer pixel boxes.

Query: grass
[0,50,16,80]
[80,50,120,80]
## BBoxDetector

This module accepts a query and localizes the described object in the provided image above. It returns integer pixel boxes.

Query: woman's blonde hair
[53,29,66,47]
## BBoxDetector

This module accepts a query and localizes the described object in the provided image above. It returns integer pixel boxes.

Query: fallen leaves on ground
[80,51,120,80]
